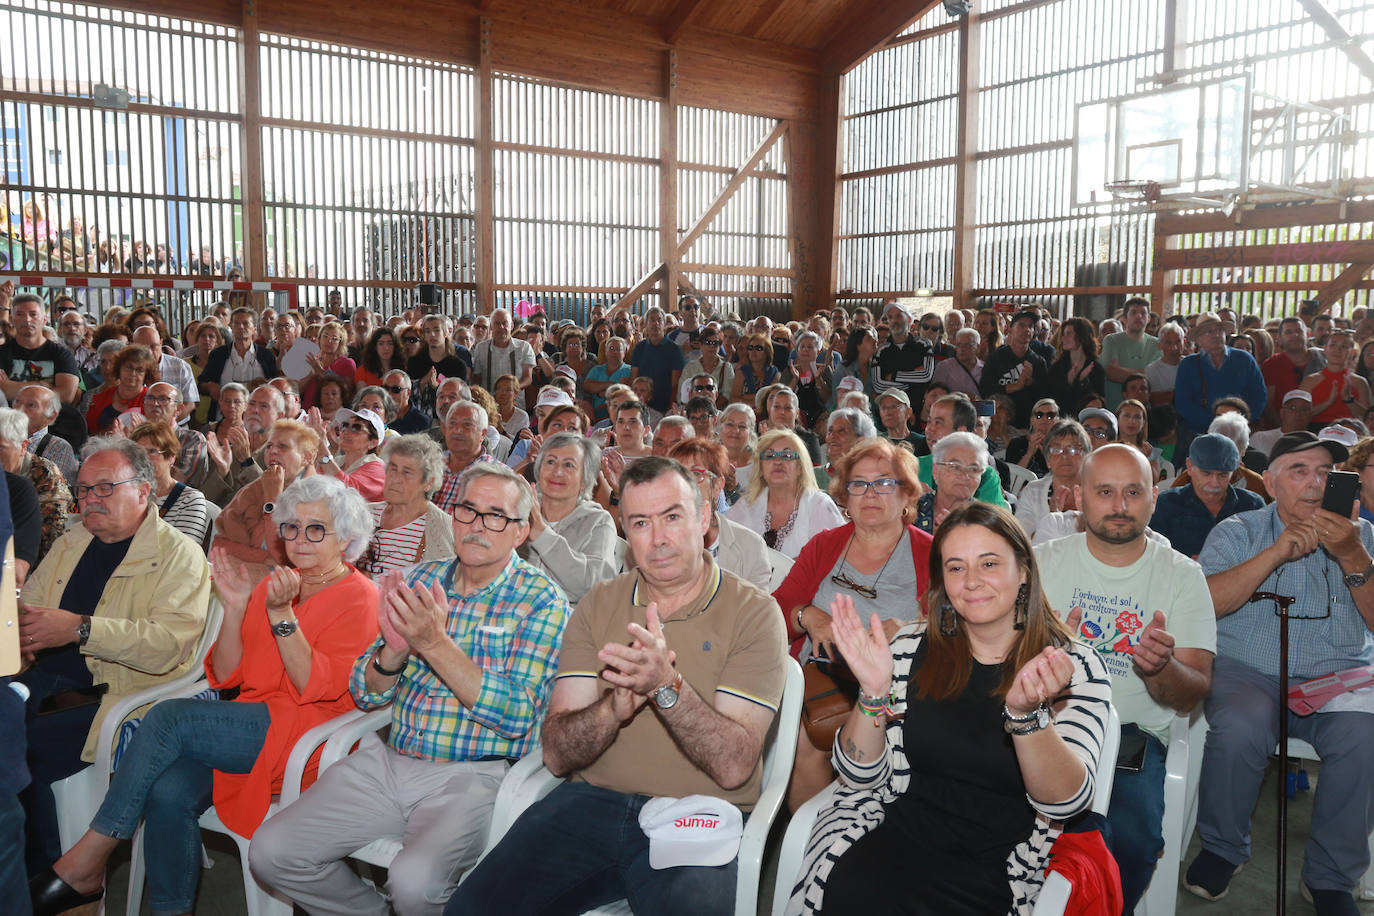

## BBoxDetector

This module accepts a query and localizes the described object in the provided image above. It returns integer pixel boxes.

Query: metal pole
[1252,590,1296,916]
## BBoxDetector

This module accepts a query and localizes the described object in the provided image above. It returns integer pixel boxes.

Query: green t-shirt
[1100,332,1159,409]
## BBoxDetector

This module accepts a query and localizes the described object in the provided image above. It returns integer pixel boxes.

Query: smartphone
[1116,727,1148,772]
[972,399,995,418]
[1322,470,1360,517]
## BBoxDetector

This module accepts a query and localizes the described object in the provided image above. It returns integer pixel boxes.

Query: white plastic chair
[770,703,1119,916]
[1159,460,1176,485]
[472,657,804,916]
[125,703,373,916]
[1135,712,1200,916]
[51,597,225,850]
[1006,462,1037,498]
[314,705,404,870]
[767,548,793,592]
[1281,738,1374,900]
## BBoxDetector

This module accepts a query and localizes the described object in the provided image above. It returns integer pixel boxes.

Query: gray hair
[534,431,601,500]
[719,402,758,449]
[1208,411,1250,453]
[18,384,60,420]
[445,399,489,431]
[353,385,398,423]
[0,408,28,446]
[80,435,156,490]
[456,461,534,522]
[1157,321,1185,343]
[220,381,249,400]
[380,433,446,496]
[645,306,665,321]
[932,430,990,470]
[96,339,126,361]
[657,415,692,436]
[270,474,373,562]
[826,407,877,440]
[955,327,980,346]
[795,330,821,351]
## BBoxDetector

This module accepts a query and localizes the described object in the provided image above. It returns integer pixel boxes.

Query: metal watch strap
[270,618,299,637]
[1343,561,1374,588]
[77,615,91,646]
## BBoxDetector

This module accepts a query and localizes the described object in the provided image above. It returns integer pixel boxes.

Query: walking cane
[1250,590,1298,916]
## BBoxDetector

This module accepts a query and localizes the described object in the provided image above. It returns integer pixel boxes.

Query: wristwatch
[318,453,334,465]
[1003,702,1050,736]
[651,671,684,710]
[76,615,91,646]
[271,618,300,638]
[1343,561,1374,589]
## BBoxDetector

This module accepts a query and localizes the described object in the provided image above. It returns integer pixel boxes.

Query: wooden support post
[1150,222,1177,313]
[678,120,788,256]
[1317,261,1374,310]
[476,16,496,315]
[951,9,980,310]
[661,50,680,313]
[238,0,265,279]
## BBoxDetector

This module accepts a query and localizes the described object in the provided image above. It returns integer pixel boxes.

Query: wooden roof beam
[1294,0,1374,86]
[1154,239,1374,271]
[819,0,942,76]
[662,0,708,44]
[1316,261,1374,308]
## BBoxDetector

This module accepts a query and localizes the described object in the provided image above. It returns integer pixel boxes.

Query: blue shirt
[1172,347,1267,434]
[629,337,685,412]
[1150,483,1265,559]
[1198,502,1374,678]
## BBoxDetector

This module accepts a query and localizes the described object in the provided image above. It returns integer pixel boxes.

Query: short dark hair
[1213,396,1251,420]
[619,455,702,507]
[1122,372,1149,391]
[936,393,977,432]
[684,396,718,418]
[614,398,649,426]
[1124,297,1151,316]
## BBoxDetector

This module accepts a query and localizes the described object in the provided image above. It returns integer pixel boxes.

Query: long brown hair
[915,502,1074,702]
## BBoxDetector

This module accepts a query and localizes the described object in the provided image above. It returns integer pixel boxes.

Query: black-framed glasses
[453,503,520,532]
[844,477,898,495]
[74,477,142,500]
[279,522,334,542]
[693,383,716,391]
[1032,410,1058,420]
[829,573,878,600]
[700,338,720,347]
[761,449,800,462]
[383,384,408,394]
[920,323,941,332]
[340,421,374,435]
[747,344,765,352]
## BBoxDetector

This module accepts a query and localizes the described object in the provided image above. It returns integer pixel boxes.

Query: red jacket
[771,522,934,659]
[1044,829,1123,916]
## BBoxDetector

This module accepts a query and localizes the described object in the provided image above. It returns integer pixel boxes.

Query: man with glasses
[1252,389,1314,457]
[914,393,1008,509]
[1078,407,1118,451]
[383,369,430,435]
[202,384,287,506]
[1036,444,1215,913]
[1150,433,1264,560]
[876,388,923,454]
[684,396,719,441]
[141,382,208,488]
[17,437,210,876]
[450,457,786,915]
[1173,312,1268,436]
[679,333,732,407]
[650,416,692,458]
[252,462,572,916]
[56,309,98,380]
[666,296,704,352]
[1186,432,1374,914]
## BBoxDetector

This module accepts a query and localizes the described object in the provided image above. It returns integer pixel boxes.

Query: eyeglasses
[920,323,941,332]
[383,384,409,394]
[700,339,719,347]
[747,344,765,352]
[844,477,899,495]
[1032,410,1058,420]
[829,573,878,600]
[453,503,520,532]
[1085,427,1111,439]
[934,461,983,478]
[403,336,421,344]
[1048,446,1086,457]
[74,477,142,500]
[692,383,716,391]
[761,449,799,462]
[687,467,717,482]
[687,414,711,423]
[340,421,375,436]
[279,522,335,542]
[143,394,176,405]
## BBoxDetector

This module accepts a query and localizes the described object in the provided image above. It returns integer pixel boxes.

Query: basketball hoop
[1104,179,1163,203]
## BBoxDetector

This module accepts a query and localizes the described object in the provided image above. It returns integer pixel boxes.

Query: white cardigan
[724,486,845,559]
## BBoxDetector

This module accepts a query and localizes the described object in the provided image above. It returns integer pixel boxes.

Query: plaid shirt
[433,450,496,515]
[350,553,571,762]
[175,426,209,487]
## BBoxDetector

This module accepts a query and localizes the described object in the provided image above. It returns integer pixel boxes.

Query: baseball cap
[836,376,865,394]
[1077,407,1118,438]
[877,388,911,408]
[1011,308,1040,327]
[1318,424,1360,448]
[334,407,386,440]
[638,795,744,870]
[1187,433,1239,473]
[1282,389,1313,406]
[1269,430,1349,464]
[535,387,575,410]
[553,364,578,382]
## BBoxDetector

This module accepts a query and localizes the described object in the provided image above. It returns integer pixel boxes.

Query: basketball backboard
[1072,75,1251,207]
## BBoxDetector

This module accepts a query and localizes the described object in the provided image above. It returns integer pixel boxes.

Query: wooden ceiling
[108,0,940,120]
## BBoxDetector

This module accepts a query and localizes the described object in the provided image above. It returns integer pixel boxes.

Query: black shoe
[27,867,103,916]
[1183,849,1243,901]
[1301,884,1360,916]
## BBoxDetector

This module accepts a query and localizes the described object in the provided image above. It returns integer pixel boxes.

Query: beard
[1086,514,1145,545]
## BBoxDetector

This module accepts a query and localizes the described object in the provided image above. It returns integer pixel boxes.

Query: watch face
[654,686,680,709]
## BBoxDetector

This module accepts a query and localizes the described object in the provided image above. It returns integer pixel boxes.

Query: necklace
[301,561,349,586]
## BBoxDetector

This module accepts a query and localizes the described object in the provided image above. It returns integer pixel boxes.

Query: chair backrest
[202,502,222,553]
[767,549,793,592]
[1006,462,1037,497]
[760,658,803,789]
[1093,703,1121,816]
[1159,460,1176,485]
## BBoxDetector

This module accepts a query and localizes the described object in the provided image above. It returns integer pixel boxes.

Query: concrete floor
[89,757,1372,915]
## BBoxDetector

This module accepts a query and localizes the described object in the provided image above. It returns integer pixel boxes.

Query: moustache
[461,533,493,549]
[1104,515,1134,524]
[82,505,109,516]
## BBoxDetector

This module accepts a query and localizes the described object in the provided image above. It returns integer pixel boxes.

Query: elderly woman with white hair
[0,406,73,564]
[358,434,456,579]
[520,431,618,602]
[816,406,877,489]
[43,476,379,916]
[917,431,989,533]
[719,401,758,504]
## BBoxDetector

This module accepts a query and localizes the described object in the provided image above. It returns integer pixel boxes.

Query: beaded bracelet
[857,689,897,725]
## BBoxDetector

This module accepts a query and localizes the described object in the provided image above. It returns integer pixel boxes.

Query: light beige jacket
[23,506,212,761]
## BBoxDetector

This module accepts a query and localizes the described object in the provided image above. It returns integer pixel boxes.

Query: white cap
[1318,424,1359,447]
[334,407,386,441]
[638,795,744,869]
[553,364,578,382]
[1282,389,1313,405]
[836,376,865,394]
[535,387,575,409]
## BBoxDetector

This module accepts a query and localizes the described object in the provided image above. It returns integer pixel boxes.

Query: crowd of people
[4,287,1374,916]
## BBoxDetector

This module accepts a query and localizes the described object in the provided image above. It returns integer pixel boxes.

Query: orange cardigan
[205,568,379,837]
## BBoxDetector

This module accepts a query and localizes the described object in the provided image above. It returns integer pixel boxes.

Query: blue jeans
[1105,726,1167,915]
[447,781,737,916]
[1,793,33,915]
[90,698,269,916]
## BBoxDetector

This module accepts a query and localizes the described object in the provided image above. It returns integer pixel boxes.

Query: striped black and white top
[787,624,1112,916]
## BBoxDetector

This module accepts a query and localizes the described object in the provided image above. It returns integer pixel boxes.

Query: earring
[842,507,852,520]
[1014,583,1029,631]
[938,601,958,636]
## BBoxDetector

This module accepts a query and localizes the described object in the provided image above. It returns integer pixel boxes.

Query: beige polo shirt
[555,556,788,808]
